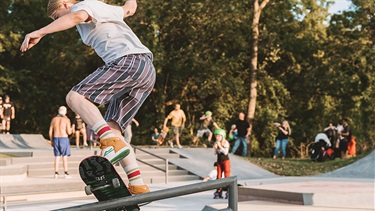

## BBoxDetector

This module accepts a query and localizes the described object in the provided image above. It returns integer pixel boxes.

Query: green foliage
[0,0,373,153]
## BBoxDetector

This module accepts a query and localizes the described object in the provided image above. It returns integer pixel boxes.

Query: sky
[328,0,352,14]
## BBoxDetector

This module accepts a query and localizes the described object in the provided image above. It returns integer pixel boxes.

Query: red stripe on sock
[98,126,111,137]
[128,170,141,179]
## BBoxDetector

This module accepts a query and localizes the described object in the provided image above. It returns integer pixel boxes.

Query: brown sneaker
[100,137,130,164]
[128,184,150,194]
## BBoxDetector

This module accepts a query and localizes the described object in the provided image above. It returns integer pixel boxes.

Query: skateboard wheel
[85,185,93,195]
[112,178,121,188]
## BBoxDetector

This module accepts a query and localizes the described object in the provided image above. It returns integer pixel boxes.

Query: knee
[66,91,81,108]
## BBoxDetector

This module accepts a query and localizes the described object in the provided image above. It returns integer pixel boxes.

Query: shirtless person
[49,106,73,179]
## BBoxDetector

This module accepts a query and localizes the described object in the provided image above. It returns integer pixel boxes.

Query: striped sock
[92,120,116,140]
[123,163,144,185]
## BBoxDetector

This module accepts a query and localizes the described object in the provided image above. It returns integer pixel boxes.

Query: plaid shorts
[71,53,155,132]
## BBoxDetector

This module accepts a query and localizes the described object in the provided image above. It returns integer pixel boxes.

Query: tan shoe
[100,137,130,164]
[128,184,150,194]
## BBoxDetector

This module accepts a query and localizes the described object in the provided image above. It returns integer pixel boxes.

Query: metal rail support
[55,176,238,211]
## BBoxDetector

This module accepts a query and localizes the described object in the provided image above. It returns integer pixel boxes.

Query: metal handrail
[55,176,238,211]
[132,146,170,183]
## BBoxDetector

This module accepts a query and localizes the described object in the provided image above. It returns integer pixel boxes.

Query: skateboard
[79,156,140,211]
[157,126,169,146]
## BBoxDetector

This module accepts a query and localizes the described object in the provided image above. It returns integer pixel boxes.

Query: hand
[20,30,44,52]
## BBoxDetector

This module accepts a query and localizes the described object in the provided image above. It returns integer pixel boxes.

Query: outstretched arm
[123,0,137,18]
[20,10,89,52]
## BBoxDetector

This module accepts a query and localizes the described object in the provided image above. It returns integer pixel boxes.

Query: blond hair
[283,120,292,135]
[47,0,77,17]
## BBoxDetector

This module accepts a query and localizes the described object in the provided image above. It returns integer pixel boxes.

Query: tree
[247,0,270,156]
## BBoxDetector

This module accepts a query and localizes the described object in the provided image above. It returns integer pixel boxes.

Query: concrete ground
[5,150,374,211]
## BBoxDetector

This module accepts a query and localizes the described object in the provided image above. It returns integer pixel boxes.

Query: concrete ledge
[238,186,313,205]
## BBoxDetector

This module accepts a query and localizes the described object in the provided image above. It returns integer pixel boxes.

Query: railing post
[228,176,238,211]
[165,159,169,184]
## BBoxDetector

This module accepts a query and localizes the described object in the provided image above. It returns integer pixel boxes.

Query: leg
[108,121,149,194]
[241,137,247,156]
[62,156,69,172]
[54,156,60,173]
[75,130,80,148]
[231,138,241,154]
[81,129,88,146]
[175,134,181,146]
[273,139,281,159]
[281,139,289,159]
[66,91,104,127]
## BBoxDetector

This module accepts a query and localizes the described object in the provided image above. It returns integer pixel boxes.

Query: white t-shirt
[71,0,151,64]
[207,169,217,181]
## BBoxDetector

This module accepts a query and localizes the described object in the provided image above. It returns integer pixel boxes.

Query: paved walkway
[4,149,375,211]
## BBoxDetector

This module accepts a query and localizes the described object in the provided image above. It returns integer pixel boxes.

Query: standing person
[73,113,87,149]
[323,122,336,145]
[1,95,15,134]
[192,111,220,147]
[338,118,351,159]
[163,103,186,149]
[20,0,155,194]
[230,112,251,156]
[272,120,291,160]
[123,118,139,143]
[202,162,218,182]
[213,129,231,199]
[49,106,73,179]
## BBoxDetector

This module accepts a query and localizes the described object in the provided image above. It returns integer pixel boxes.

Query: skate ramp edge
[318,150,375,179]
[238,186,313,205]
[0,134,50,150]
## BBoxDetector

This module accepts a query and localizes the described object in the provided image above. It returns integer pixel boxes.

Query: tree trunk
[247,0,270,157]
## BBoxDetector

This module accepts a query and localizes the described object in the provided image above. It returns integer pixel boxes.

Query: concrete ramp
[317,150,375,179]
[0,134,50,150]
[167,148,277,181]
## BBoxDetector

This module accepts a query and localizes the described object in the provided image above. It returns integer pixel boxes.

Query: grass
[244,152,371,176]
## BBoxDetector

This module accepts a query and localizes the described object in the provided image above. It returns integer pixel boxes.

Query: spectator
[73,113,87,149]
[21,0,154,194]
[339,118,351,159]
[151,128,159,145]
[192,111,220,147]
[230,112,251,156]
[123,118,139,143]
[213,129,231,199]
[49,106,73,179]
[323,122,336,145]
[272,120,291,160]
[2,95,15,134]
[202,162,218,182]
[163,103,186,149]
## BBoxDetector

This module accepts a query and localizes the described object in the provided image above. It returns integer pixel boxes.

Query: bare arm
[123,0,137,18]
[66,119,73,135]
[49,119,55,145]
[20,10,89,52]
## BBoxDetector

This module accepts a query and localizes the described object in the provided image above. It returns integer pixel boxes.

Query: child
[213,129,231,199]
[20,0,154,194]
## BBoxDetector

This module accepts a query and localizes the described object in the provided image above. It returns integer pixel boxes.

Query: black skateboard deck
[79,156,140,211]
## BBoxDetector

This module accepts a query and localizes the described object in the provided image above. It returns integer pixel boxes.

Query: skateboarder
[213,129,231,199]
[20,0,154,194]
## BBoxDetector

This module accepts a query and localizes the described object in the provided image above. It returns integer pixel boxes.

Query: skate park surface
[0,134,374,211]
